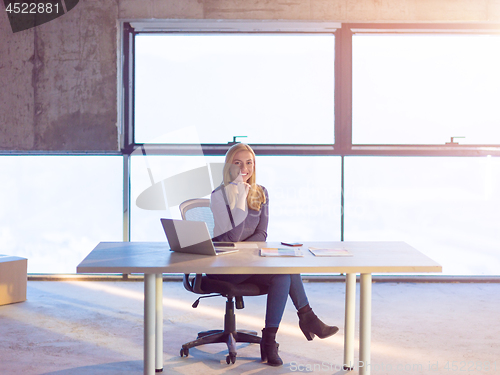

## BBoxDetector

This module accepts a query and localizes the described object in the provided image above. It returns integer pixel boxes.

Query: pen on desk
[281,241,303,247]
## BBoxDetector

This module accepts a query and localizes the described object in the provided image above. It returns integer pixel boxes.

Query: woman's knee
[270,274,291,287]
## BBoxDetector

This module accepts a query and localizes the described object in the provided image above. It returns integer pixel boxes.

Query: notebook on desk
[160,218,239,256]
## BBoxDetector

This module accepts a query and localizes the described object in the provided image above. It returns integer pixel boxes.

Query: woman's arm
[210,187,247,242]
[242,186,269,241]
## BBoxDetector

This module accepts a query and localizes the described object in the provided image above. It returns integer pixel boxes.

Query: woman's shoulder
[210,185,225,200]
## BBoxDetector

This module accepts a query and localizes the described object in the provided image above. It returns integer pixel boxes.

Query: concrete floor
[0,279,499,375]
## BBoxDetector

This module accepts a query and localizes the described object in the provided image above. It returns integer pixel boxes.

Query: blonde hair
[223,143,266,211]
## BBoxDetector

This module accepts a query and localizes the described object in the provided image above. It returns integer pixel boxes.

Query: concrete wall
[1,0,118,151]
[1,0,500,151]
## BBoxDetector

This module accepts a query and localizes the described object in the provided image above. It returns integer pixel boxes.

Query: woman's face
[231,150,254,183]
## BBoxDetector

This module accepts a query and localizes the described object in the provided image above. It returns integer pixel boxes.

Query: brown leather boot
[260,327,283,366]
[298,308,339,341]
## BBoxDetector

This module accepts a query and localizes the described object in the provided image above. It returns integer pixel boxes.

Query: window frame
[346,22,500,156]
[121,20,340,156]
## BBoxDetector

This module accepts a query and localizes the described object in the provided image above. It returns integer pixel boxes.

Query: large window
[353,34,500,145]
[344,156,500,275]
[3,22,499,275]
[123,22,500,276]
[134,33,335,145]
[0,156,123,273]
[130,154,341,242]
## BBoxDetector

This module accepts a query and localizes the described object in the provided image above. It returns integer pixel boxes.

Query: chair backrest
[179,198,215,238]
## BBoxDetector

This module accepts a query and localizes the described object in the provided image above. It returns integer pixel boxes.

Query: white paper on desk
[234,242,259,249]
[308,247,353,257]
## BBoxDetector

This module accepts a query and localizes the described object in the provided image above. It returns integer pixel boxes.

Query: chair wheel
[226,352,236,364]
[180,347,189,357]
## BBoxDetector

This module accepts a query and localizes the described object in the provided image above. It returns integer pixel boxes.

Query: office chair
[179,198,268,364]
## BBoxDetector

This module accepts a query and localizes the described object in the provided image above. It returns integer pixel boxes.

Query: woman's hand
[234,181,250,211]
[227,174,251,210]
[237,180,251,196]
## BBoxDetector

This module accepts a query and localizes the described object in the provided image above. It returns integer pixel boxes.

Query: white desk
[77,241,441,375]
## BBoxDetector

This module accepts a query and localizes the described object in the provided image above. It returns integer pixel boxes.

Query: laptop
[160,218,239,256]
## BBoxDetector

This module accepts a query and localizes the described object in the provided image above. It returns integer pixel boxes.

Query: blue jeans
[207,273,309,328]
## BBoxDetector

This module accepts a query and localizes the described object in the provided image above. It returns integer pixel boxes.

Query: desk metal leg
[144,274,156,375]
[343,273,356,370]
[155,274,163,372]
[359,273,372,375]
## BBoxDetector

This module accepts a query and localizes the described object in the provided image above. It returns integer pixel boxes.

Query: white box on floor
[0,255,27,306]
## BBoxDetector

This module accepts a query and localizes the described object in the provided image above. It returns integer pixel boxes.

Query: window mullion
[334,24,353,156]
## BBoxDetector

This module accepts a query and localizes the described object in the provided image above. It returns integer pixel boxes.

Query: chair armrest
[183,273,205,294]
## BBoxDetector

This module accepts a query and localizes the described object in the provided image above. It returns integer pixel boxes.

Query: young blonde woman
[209,143,338,366]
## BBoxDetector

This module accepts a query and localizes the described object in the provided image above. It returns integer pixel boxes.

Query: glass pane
[344,156,500,275]
[131,154,214,241]
[131,154,341,242]
[259,156,341,242]
[0,156,123,273]
[353,35,500,145]
[135,34,335,144]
